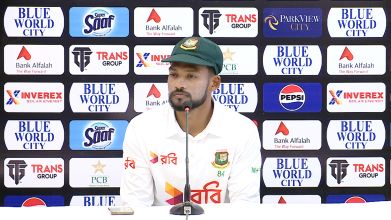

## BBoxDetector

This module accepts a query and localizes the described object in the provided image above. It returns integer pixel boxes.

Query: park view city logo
[328,8,386,37]
[69,83,129,113]
[4,158,64,188]
[134,45,172,75]
[4,82,64,113]
[263,45,321,75]
[4,120,64,151]
[69,7,129,37]
[262,157,321,187]
[327,45,385,75]
[134,7,193,37]
[262,195,321,204]
[134,83,169,112]
[327,83,385,112]
[212,83,257,112]
[70,195,120,206]
[4,7,64,37]
[262,120,321,150]
[69,120,127,150]
[327,120,385,150]
[263,8,322,38]
[263,83,322,112]
[4,45,64,75]
[199,7,258,37]
[327,157,385,187]
[69,45,129,75]
[69,158,122,188]
[326,194,385,203]
[220,45,258,75]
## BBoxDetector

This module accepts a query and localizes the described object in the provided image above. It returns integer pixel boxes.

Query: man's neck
[175,101,214,137]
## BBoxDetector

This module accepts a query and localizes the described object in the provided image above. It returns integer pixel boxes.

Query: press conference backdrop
[0,0,390,207]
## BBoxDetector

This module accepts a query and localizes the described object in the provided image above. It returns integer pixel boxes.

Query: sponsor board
[4,45,64,75]
[327,157,385,187]
[69,83,129,113]
[69,158,122,188]
[327,83,385,112]
[199,7,258,37]
[134,7,193,37]
[327,120,385,150]
[263,45,321,75]
[69,7,129,37]
[4,196,64,207]
[5,120,64,150]
[69,45,129,75]
[327,45,386,75]
[134,45,172,75]
[4,82,64,113]
[70,195,120,206]
[262,195,321,204]
[4,158,64,188]
[328,8,386,37]
[263,157,321,187]
[134,83,169,112]
[263,120,321,150]
[326,194,385,203]
[220,45,258,75]
[212,83,258,112]
[69,120,128,150]
[4,7,64,37]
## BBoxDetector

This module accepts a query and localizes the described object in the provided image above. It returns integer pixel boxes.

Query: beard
[169,87,208,111]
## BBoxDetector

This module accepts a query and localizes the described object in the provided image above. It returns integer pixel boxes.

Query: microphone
[170,101,204,216]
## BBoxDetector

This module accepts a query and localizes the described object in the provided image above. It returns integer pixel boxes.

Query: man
[121,37,262,206]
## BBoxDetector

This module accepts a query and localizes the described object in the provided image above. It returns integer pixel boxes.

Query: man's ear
[209,75,221,92]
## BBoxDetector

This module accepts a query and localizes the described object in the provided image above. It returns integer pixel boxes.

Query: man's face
[168,62,213,111]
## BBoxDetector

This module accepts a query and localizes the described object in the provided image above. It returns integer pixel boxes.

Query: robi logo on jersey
[279,84,305,111]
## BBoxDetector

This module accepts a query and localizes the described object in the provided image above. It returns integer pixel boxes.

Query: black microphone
[170,101,204,216]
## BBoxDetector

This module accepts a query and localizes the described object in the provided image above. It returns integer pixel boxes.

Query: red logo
[339,47,354,61]
[124,157,135,169]
[147,84,161,98]
[345,196,366,203]
[22,197,47,207]
[275,122,289,136]
[17,46,31,60]
[147,8,161,23]
[278,196,287,204]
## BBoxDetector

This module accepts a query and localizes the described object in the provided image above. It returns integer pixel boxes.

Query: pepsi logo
[279,84,305,111]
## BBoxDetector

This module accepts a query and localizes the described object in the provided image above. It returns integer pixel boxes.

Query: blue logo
[69,7,129,37]
[263,83,322,112]
[326,194,385,203]
[69,120,128,150]
[263,8,322,38]
[4,195,64,207]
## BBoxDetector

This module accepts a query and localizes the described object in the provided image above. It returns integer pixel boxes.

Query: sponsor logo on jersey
[4,7,64,37]
[263,8,322,38]
[328,8,386,37]
[134,7,193,37]
[69,7,129,37]
[166,181,222,205]
[4,120,64,150]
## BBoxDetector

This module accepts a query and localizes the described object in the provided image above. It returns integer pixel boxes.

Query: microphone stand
[170,105,204,215]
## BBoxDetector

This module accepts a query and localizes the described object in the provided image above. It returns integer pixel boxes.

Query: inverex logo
[69,83,129,113]
[263,120,321,150]
[4,82,64,113]
[134,45,172,75]
[327,120,385,150]
[212,83,257,112]
[69,120,128,150]
[328,8,386,37]
[70,195,120,206]
[5,120,64,150]
[263,8,322,38]
[69,158,122,188]
[4,158,64,188]
[327,83,385,112]
[263,83,322,112]
[199,7,258,37]
[134,83,169,112]
[327,45,385,75]
[69,7,129,37]
[4,7,64,37]
[327,157,385,187]
[220,45,258,75]
[69,45,129,75]
[4,45,64,75]
[262,195,321,204]
[263,45,321,75]
[134,7,193,37]
[262,157,321,187]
